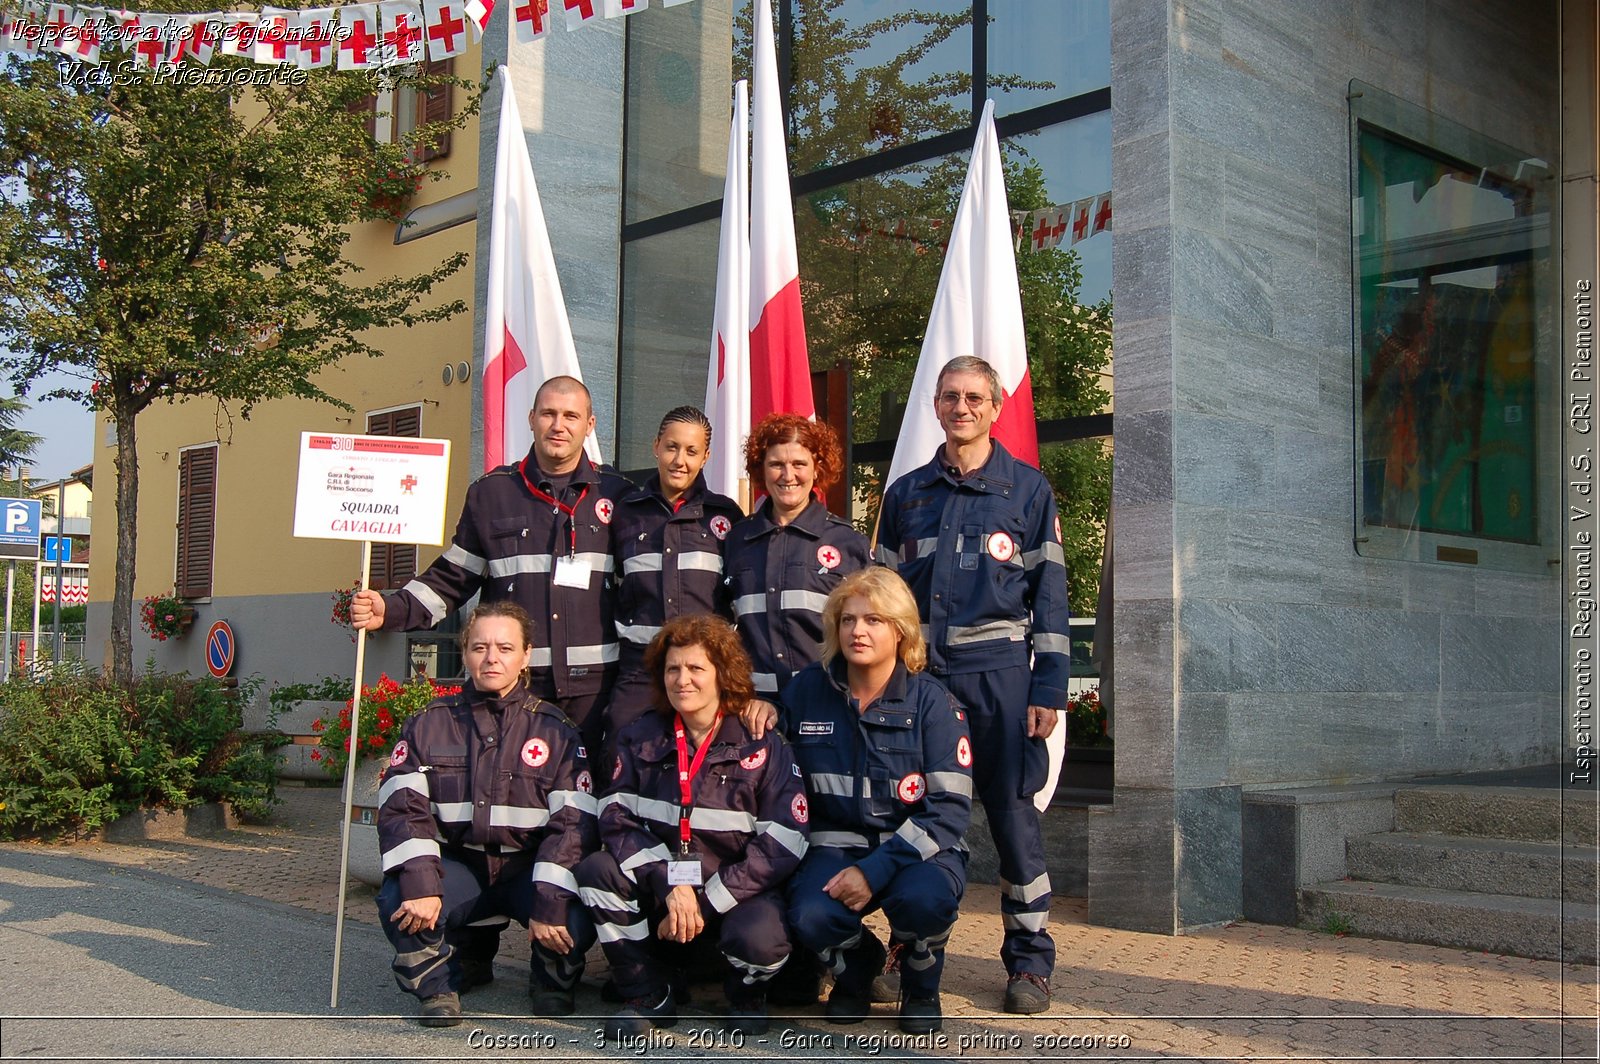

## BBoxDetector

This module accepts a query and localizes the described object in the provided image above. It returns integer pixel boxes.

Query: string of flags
[1011,192,1112,252]
[0,0,698,70]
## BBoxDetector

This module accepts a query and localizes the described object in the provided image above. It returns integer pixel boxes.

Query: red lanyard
[673,711,722,854]
[519,458,588,557]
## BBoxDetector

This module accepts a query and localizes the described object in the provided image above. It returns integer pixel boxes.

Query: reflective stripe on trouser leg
[944,665,1056,978]
[719,891,791,989]
[878,852,965,998]
[531,904,596,992]
[574,849,661,1001]
[377,873,460,1000]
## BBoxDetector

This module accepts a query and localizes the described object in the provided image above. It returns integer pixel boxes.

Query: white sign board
[292,433,452,546]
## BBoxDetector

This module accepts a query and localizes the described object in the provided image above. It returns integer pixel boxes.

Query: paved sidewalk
[2,784,1593,1062]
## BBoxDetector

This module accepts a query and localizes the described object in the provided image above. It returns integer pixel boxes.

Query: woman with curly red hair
[720,413,871,699]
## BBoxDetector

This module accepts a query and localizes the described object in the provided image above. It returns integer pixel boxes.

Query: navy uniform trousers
[377,853,596,1000]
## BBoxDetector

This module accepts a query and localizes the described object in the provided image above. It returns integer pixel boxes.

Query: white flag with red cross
[748,0,814,423]
[560,0,599,29]
[1090,192,1112,236]
[462,0,490,37]
[252,6,294,64]
[1067,197,1092,245]
[41,3,72,55]
[2,3,42,56]
[132,12,172,68]
[481,67,603,471]
[296,8,337,68]
[166,15,206,66]
[602,0,648,14]
[186,15,223,65]
[337,3,379,69]
[66,7,104,64]
[378,0,423,66]
[703,80,750,503]
[422,0,468,60]
[104,8,140,53]
[218,11,255,57]
[512,0,549,40]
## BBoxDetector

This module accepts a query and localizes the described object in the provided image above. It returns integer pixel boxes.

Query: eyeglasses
[937,391,993,408]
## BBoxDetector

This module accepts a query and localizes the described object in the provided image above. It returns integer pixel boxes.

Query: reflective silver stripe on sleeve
[679,551,723,573]
[596,919,650,943]
[873,544,899,569]
[623,553,663,575]
[401,580,451,625]
[1002,911,1050,932]
[926,771,972,797]
[1000,872,1052,904]
[691,807,757,833]
[616,623,662,646]
[947,619,1029,645]
[1032,632,1072,656]
[489,805,550,829]
[381,836,442,871]
[756,820,808,858]
[610,792,679,827]
[619,843,672,883]
[549,789,599,817]
[487,551,611,578]
[894,818,940,860]
[752,672,778,694]
[430,801,473,823]
[811,830,871,849]
[897,537,938,564]
[806,773,854,797]
[441,544,488,575]
[704,873,738,914]
[532,861,580,894]
[778,589,828,614]
[1022,541,1066,570]
[732,594,766,618]
[378,771,429,805]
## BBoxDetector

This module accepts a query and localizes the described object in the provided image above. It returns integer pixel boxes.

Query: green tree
[0,394,41,468]
[0,29,479,683]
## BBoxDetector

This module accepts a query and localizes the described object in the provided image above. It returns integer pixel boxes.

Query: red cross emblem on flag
[740,748,768,771]
[896,773,926,803]
[521,738,550,768]
[428,2,465,53]
[1030,211,1052,252]
[986,531,1017,563]
[594,498,614,524]
[515,0,548,34]
[817,545,841,570]
[1093,195,1112,234]
[1072,205,1090,241]
[709,515,731,541]
[341,15,376,64]
[401,475,418,494]
[791,793,809,824]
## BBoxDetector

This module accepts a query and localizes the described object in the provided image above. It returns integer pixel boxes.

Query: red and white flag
[218,11,255,57]
[602,0,647,14]
[561,0,598,30]
[42,2,72,55]
[132,12,171,68]
[187,15,222,65]
[748,0,813,421]
[462,0,490,37]
[422,0,468,59]
[337,3,378,69]
[703,80,750,502]
[511,0,550,41]
[884,99,1038,490]
[296,7,337,68]
[379,0,423,65]
[3,4,42,56]
[481,67,602,471]
[253,6,294,64]
[67,7,104,64]
[1090,192,1112,236]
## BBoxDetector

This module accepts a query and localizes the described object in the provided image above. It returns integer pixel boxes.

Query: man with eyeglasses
[874,354,1070,1015]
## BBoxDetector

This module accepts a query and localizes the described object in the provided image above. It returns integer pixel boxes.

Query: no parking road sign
[206,620,236,678]
[0,499,42,560]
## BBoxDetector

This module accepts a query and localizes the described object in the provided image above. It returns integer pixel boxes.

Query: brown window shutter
[348,91,378,141]
[175,446,217,599]
[365,408,420,591]
[415,56,453,162]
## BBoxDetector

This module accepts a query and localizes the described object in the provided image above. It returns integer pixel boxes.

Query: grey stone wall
[1094,0,1562,932]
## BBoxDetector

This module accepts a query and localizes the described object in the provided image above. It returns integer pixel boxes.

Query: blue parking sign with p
[0,499,42,560]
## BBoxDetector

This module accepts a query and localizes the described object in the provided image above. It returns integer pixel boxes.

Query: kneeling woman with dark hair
[782,567,972,1035]
[577,614,809,1038]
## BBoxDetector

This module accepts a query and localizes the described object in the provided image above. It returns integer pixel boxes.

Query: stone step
[1300,879,1597,964]
[1347,831,1595,902]
[1394,785,1594,847]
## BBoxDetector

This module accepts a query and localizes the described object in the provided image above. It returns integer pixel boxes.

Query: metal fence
[1,629,88,682]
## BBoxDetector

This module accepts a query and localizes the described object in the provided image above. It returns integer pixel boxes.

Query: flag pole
[330,538,373,1008]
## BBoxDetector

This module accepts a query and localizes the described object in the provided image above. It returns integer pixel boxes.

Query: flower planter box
[100,802,237,842]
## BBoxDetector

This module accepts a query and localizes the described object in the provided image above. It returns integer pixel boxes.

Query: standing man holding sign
[349,375,628,753]
[875,356,1070,1015]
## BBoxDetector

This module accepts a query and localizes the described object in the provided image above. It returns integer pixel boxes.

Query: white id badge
[552,554,592,589]
[666,859,704,886]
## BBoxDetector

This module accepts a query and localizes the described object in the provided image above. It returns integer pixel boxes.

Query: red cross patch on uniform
[521,738,550,768]
[896,773,926,803]
[740,748,768,771]
[576,770,593,794]
[594,498,614,524]
[389,740,409,767]
[986,531,1018,562]
[791,793,809,824]
[709,515,731,540]
[956,736,973,767]
[817,544,842,569]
